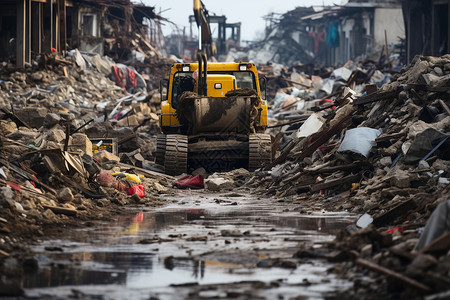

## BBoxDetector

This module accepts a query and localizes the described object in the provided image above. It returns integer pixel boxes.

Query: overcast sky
[138,0,341,41]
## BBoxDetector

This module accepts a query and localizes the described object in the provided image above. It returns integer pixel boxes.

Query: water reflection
[24,207,353,298]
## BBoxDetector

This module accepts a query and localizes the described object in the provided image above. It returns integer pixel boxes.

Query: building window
[82,14,97,37]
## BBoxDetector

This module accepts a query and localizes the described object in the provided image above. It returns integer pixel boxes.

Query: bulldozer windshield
[170,70,257,109]
[171,72,194,109]
[209,71,256,90]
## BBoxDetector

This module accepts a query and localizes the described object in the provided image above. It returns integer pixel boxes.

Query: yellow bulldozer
[156,0,272,175]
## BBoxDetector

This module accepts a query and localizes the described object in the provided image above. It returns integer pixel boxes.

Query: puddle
[24,192,355,299]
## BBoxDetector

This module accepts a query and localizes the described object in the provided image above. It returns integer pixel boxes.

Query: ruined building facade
[0,0,162,67]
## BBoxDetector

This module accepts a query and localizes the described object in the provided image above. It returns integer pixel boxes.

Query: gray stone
[42,209,57,221]
[69,133,93,156]
[205,177,234,191]
[10,72,27,82]
[360,244,372,257]
[94,150,120,163]
[418,160,430,170]
[43,113,61,128]
[390,170,411,188]
[30,72,44,82]
[14,107,47,128]
[0,187,15,208]
[45,129,67,144]
[432,159,450,171]
[192,167,208,179]
[14,201,24,212]
[406,254,437,275]
[379,156,392,167]
[0,121,17,135]
[57,187,74,202]
[407,60,429,84]
[434,67,444,76]
[6,130,39,145]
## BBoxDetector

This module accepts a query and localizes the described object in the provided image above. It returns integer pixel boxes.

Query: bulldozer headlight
[239,63,253,71]
[214,83,222,89]
[182,65,190,72]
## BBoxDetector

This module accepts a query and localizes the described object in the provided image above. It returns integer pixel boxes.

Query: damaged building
[165,11,242,60]
[0,0,163,67]
[253,0,405,67]
[400,0,450,63]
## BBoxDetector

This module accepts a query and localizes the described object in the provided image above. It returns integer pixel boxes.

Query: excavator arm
[193,0,216,56]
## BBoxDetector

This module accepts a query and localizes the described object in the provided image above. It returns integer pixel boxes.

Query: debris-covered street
[0,0,449,299]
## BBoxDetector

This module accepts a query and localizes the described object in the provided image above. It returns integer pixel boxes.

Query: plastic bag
[127,184,145,198]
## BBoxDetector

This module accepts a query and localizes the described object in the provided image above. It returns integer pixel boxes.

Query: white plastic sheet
[338,127,381,157]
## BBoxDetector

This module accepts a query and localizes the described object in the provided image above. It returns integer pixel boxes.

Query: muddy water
[24,191,355,300]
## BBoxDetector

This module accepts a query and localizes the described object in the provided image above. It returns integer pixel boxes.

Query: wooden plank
[16,0,26,68]
[373,199,417,227]
[310,173,361,192]
[406,84,450,93]
[0,107,32,129]
[356,258,430,292]
[0,159,57,196]
[43,205,77,216]
[375,132,405,143]
[439,99,450,116]
[58,0,67,53]
[353,90,397,105]
[306,161,371,175]
[117,162,176,181]
[297,114,352,161]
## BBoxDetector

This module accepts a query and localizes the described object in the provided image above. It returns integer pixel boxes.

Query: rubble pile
[0,54,181,257]
[246,54,450,297]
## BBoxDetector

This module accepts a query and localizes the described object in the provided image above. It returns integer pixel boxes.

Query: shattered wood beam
[58,0,66,53]
[297,114,352,161]
[267,139,296,169]
[0,159,57,196]
[43,205,77,217]
[375,132,406,143]
[373,198,417,227]
[0,108,31,129]
[310,173,361,192]
[16,0,26,68]
[272,132,284,161]
[353,90,398,105]
[306,161,371,175]
[405,84,450,93]
[267,116,309,128]
[0,137,36,151]
[356,258,430,292]
[0,179,56,202]
[117,162,176,181]
[439,99,450,116]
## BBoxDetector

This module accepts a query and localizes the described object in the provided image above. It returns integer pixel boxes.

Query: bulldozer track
[249,133,272,171]
[155,134,166,167]
[164,134,188,176]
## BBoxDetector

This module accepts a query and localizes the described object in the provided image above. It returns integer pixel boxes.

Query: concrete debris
[0,45,180,275]
[242,54,450,299]
[205,177,235,192]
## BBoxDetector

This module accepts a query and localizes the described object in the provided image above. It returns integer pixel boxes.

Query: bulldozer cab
[160,62,268,132]
[170,72,237,108]
[205,74,237,97]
